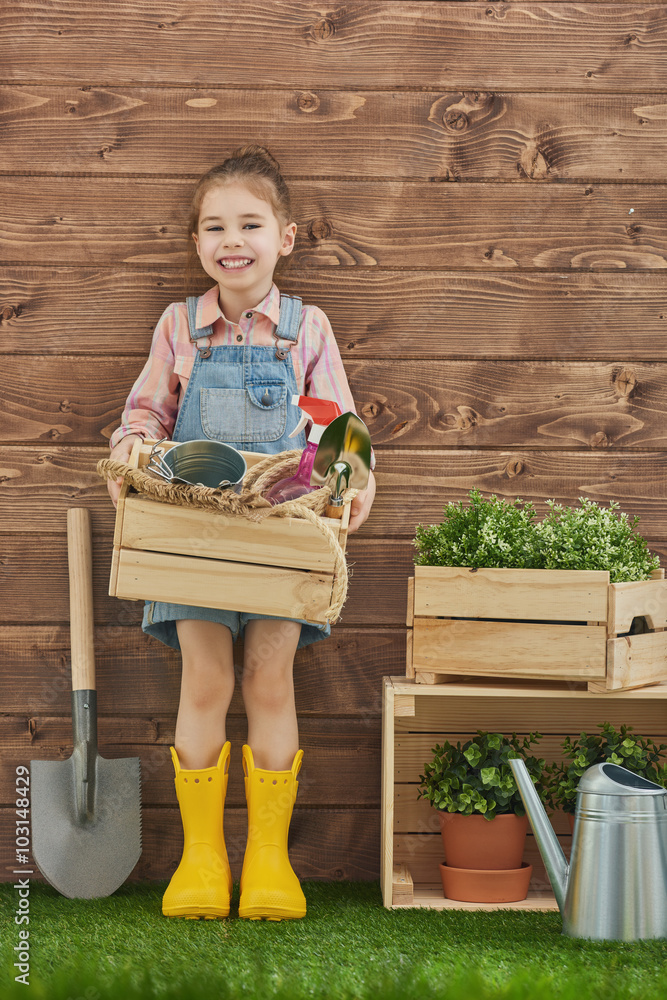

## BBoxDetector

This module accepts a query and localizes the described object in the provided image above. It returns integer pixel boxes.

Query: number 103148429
[15,766,30,863]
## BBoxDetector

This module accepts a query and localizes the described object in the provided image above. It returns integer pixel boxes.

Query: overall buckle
[273,333,291,360]
[194,338,211,360]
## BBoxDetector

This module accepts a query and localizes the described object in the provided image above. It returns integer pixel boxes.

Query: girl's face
[192,182,296,308]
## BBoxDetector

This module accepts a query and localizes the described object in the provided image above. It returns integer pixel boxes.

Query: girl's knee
[182,664,235,714]
[241,658,294,711]
[177,622,236,711]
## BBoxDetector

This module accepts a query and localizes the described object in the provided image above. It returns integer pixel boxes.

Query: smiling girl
[107,146,375,922]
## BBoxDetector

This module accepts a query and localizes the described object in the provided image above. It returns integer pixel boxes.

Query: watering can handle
[67,508,96,692]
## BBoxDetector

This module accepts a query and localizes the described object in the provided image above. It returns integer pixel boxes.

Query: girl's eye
[244,224,260,230]
[206,226,223,231]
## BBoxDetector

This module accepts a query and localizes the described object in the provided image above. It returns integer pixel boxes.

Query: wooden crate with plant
[381,676,667,910]
[406,491,667,692]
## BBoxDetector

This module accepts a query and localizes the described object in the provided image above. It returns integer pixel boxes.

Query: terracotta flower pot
[437,812,529,870]
[440,862,533,903]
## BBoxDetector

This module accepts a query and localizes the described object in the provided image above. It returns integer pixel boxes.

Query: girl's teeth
[221,259,252,269]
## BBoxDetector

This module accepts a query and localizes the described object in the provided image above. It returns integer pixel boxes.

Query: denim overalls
[142,292,332,652]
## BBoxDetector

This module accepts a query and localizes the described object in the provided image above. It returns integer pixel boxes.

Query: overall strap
[273,294,303,360]
[186,295,213,358]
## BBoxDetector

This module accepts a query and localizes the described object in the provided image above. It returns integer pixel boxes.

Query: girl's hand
[107,434,142,508]
[347,470,376,534]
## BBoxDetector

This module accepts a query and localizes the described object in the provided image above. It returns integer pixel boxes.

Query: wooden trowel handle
[67,508,96,692]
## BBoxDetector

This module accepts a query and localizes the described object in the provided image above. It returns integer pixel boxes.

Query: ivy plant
[545,722,667,815]
[414,490,660,583]
[418,731,547,821]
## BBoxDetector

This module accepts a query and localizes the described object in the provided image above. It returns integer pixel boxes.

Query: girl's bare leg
[174,619,236,769]
[242,619,302,770]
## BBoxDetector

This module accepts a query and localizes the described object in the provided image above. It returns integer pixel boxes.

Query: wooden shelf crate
[381,676,667,910]
[109,440,349,625]
[406,566,667,692]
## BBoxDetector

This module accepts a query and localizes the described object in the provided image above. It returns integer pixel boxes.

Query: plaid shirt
[111,283,367,456]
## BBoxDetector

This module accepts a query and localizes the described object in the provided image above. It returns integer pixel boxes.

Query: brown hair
[185,145,293,293]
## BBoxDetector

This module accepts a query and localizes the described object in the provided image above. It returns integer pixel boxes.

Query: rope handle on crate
[97,450,358,623]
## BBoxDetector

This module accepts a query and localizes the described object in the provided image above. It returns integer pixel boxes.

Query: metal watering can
[509,758,667,940]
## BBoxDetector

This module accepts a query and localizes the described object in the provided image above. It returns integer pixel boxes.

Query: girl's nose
[224,230,244,247]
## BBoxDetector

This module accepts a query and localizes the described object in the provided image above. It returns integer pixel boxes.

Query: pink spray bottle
[264,395,341,505]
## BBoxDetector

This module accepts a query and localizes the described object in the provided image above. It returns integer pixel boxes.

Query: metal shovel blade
[310,412,371,491]
[30,508,142,898]
[31,750,142,899]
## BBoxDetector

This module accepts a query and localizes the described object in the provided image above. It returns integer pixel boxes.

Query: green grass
[1,881,666,1000]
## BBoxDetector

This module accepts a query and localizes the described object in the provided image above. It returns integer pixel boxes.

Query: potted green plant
[546,722,667,829]
[409,491,665,690]
[415,490,660,581]
[418,730,547,902]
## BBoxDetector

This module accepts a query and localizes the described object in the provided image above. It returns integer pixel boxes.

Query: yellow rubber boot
[238,744,306,921]
[162,742,233,919]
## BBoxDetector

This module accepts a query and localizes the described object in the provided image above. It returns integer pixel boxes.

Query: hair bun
[187,143,293,259]
[230,144,281,172]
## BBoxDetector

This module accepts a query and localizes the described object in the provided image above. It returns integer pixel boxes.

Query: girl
[107,146,376,922]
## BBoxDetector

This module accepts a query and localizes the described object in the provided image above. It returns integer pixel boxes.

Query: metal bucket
[147,439,247,492]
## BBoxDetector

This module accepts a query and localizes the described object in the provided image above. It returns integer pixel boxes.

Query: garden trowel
[310,412,372,517]
[30,508,141,898]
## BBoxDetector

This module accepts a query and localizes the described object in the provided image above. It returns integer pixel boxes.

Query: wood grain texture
[412,565,610,621]
[412,618,608,681]
[0,807,381,882]
[4,3,667,92]
[394,731,654,789]
[352,360,667,450]
[3,446,667,535]
[2,532,665,628]
[3,178,667,270]
[3,268,667,359]
[393,885,559,912]
[608,576,667,632]
[391,678,667,732]
[1,716,380,807]
[4,86,667,181]
[4,0,667,890]
[5,356,667,449]
[601,630,667,690]
[0,535,415,626]
[0,625,402,715]
[118,493,342,571]
[113,546,335,622]
[386,674,667,902]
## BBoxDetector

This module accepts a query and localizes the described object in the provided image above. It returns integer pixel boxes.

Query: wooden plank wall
[2,1,667,883]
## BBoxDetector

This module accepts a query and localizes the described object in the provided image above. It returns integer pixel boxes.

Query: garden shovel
[30,507,141,898]
[310,412,372,517]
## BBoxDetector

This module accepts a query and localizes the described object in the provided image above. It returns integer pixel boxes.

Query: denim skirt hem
[142,600,330,652]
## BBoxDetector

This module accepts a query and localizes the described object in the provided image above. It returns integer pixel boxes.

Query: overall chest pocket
[200,381,288,443]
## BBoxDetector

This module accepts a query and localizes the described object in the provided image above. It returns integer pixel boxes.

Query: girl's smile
[192,182,296,320]
[218,256,254,270]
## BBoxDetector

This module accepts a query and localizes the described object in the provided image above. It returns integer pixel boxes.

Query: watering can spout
[509,757,569,912]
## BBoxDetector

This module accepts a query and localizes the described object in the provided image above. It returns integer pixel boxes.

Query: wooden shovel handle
[67,507,96,692]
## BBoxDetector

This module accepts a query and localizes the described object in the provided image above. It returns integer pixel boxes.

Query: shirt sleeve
[109,303,182,449]
[303,306,376,471]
